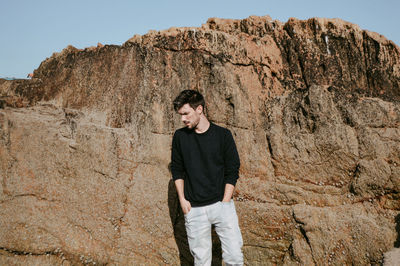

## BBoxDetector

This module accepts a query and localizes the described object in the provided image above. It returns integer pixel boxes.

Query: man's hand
[180,197,192,214]
[222,183,235,202]
[174,179,191,214]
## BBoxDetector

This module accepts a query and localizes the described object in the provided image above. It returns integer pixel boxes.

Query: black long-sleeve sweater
[171,122,240,207]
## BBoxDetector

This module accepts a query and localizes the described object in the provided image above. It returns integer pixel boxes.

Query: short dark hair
[173,90,205,112]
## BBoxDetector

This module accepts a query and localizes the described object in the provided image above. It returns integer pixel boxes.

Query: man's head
[173,90,205,129]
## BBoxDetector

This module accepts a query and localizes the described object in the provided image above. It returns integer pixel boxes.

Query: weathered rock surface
[384,248,400,266]
[1,15,399,265]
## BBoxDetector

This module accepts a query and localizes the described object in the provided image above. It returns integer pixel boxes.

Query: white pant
[184,200,243,266]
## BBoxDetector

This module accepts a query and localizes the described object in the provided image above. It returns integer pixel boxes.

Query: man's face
[177,103,202,129]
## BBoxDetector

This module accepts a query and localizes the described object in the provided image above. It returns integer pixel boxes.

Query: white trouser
[184,200,243,266]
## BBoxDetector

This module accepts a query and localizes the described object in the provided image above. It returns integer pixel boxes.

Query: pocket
[220,200,232,214]
[184,208,193,220]
[220,200,233,206]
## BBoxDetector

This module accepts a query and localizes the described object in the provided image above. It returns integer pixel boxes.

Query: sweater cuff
[225,176,239,186]
[172,175,184,181]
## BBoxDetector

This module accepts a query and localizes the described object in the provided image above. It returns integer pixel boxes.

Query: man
[171,90,243,266]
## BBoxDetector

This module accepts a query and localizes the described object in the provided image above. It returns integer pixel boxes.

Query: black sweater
[171,122,240,207]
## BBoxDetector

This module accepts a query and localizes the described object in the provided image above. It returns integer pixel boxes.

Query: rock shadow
[167,164,222,265]
[168,178,193,265]
[395,213,400,248]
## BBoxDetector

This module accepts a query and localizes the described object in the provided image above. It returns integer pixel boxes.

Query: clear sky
[1,0,399,78]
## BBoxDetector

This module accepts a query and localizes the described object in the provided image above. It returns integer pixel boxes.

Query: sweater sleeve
[223,129,240,186]
[171,131,185,181]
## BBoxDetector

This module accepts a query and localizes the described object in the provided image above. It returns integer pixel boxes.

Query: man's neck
[195,116,210,134]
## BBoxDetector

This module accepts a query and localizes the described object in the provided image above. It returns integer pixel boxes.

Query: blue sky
[1,0,399,78]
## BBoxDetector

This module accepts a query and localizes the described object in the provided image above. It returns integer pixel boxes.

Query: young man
[171,90,243,266]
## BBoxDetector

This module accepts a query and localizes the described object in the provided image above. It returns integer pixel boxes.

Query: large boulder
[1,15,399,265]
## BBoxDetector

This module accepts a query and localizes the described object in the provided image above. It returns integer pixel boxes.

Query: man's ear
[196,105,203,114]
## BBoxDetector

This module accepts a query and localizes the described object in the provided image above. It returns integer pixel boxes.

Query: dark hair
[173,90,205,112]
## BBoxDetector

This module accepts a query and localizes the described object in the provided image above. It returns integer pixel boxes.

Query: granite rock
[1,15,400,265]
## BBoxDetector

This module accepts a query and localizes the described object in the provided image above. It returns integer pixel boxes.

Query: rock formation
[1,15,399,265]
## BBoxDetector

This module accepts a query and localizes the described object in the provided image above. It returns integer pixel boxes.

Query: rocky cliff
[1,15,399,265]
